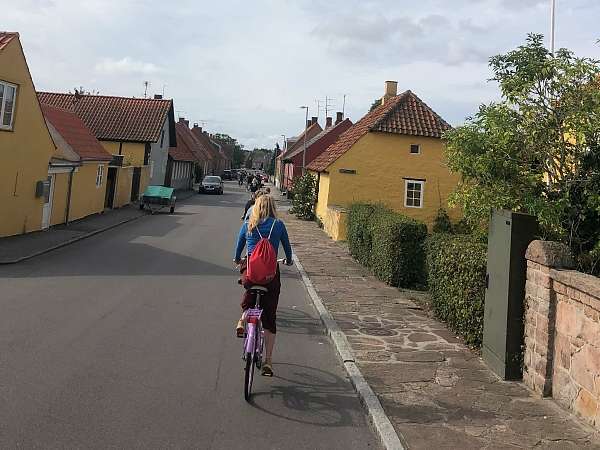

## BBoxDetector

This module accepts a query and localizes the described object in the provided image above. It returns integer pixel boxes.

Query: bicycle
[240,258,286,402]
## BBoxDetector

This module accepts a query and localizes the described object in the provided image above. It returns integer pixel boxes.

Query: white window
[0,80,18,130]
[410,144,420,154]
[404,179,424,208]
[96,165,104,187]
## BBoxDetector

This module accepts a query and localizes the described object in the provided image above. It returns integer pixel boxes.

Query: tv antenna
[143,81,150,98]
[342,94,347,116]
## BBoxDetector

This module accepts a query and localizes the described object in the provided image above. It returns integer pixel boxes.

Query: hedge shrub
[426,233,487,348]
[347,203,427,288]
[370,210,428,288]
[290,173,317,220]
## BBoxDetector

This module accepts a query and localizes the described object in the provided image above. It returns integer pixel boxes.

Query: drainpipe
[65,166,76,224]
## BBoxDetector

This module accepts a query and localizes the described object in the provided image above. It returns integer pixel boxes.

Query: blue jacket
[235,217,293,261]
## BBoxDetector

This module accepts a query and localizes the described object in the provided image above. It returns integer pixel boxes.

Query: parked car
[200,175,224,194]
[222,170,233,180]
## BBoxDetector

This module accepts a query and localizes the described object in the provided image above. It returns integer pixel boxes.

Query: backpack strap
[267,219,277,239]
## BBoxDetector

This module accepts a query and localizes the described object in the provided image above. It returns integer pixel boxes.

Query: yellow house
[0,32,58,237]
[308,81,460,240]
[38,92,175,209]
[41,104,113,225]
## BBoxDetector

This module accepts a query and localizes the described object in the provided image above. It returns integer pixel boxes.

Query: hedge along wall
[426,233,488,348]
[347,203,428,288]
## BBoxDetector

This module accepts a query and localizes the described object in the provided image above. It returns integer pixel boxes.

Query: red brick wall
[524,240,600,429]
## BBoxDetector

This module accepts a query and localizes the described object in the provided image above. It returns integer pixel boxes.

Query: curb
[0,213,146,265]
[292,254,407,450]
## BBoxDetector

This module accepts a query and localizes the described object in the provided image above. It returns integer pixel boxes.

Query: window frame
[96,164,104,188]
[404,179,424,208]
[410,144,421,155]
[0,80,18,131]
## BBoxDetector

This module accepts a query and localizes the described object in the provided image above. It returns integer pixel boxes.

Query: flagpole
[550,0,556,54]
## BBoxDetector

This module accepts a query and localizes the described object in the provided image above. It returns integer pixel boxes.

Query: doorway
[41,175,55,229]
[105,167,117,208]
[131,167,141,201]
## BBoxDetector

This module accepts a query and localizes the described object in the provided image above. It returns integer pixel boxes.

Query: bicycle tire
[244,352,254,402]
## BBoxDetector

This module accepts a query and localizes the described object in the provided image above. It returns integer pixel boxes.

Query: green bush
[347,203,427,288]
[432,208,453,233]
[370,210,428,288]
[426,234,488,348]
[347,203,378,267]
[290,173,317,220]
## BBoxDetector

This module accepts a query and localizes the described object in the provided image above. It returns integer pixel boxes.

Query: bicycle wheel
[244,352,255,402]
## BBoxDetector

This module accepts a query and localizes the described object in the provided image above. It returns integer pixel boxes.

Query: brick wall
[524,240,600,429]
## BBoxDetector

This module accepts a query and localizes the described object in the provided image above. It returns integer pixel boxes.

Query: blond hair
[248,195,277,232]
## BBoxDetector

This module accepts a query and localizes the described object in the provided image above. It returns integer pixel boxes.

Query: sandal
[236,320,245,338]
[261,363,273,377]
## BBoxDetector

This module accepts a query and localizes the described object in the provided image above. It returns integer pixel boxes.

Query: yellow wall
[101,141,146,167]
[140,165,151,195]
[49,172,69,226]
[69,162,108,220]
[315,133,460,237]
[114,167,133,207]
[0,37,56,236]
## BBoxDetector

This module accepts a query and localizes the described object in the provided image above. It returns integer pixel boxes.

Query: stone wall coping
[550,268,600,306]
[328,204,348,213]
[526,240,574,269]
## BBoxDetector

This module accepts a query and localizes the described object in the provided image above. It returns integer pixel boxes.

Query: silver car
[201,175,224,195]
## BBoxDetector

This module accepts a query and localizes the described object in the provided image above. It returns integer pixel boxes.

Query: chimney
[311,116,318,125]
[179,117,190,128]
[326,117,332,128]
[306,119,311,128]
[335,111,344,125]
[154,94,163,99]
[382,80,398,105]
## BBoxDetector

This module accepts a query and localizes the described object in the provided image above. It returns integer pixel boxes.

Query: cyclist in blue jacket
[234,194,293,376]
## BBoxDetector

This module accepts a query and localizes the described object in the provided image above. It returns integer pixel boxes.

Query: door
[105,167,117,208]
[131,167,141,202]
[41,175,54,230]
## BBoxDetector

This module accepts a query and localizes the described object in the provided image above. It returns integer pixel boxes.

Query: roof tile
[38,92,172,143]
[308,91,451,172]
[0,32,18,51]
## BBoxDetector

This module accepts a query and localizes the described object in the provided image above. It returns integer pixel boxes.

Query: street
[0,182,376,450]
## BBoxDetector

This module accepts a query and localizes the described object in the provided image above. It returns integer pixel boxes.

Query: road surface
[0,182,377,449]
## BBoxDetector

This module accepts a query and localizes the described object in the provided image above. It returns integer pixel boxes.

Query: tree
[212,133,245,169]
[444,34,600,274]
[290,173,317,220]
[268,143,280,176]
[369,98,382,112]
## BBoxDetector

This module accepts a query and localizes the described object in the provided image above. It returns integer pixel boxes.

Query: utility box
[482,210,538,380]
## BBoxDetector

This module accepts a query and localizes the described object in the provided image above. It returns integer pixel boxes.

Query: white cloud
[94,57,162,76]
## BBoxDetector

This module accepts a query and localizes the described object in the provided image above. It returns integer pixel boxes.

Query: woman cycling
[234,194,293,377]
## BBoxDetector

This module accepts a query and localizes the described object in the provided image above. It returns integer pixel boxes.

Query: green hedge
[347,203,427,288]
[426,233,488,348]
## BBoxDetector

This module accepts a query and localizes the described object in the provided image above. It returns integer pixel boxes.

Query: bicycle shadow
[248,362,364,428]
[276,307,324,336]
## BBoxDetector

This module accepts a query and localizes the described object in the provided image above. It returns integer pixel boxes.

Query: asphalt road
[0,182,377,450]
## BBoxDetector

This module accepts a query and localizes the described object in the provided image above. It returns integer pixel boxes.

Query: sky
[5,0,600,149]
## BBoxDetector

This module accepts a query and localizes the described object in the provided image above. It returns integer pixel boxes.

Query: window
[410,144,420,154]
[0,80,17,130]
[404,179,424,208]
[96,165,104,187]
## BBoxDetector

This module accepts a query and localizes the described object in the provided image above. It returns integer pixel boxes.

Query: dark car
[222,170,233,180]
[200,176,224,194]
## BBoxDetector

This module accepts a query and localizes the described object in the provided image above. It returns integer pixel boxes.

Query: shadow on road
[277,307,324,336]
[249,363,364,428]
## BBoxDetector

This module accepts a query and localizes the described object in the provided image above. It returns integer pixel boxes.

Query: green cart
[139,186,176,214]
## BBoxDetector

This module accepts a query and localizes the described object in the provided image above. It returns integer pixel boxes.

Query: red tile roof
[0,32,18,51]
[37,92,172,143]
[168,146,195,162]
[41,104,112,161]
[286,118,353,160]
[280,122,323,160]
[191,126,222,162]
[308,91,451,172]
[174,121,212,164]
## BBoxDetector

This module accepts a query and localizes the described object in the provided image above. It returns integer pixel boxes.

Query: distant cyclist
[234,195,293,377]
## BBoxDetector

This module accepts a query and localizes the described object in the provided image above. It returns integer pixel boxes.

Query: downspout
[65,166,75,224]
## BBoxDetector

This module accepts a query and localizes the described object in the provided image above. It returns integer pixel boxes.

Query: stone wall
[524,240,600,429]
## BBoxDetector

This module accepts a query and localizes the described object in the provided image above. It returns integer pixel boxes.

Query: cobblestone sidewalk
[281,211,600,449]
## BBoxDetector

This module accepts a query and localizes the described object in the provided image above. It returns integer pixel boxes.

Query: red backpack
[246,220,278,285]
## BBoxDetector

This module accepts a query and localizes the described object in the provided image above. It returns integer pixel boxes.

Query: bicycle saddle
[248,286,268,292]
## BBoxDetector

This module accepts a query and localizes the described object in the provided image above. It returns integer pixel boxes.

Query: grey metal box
[482,210,538,380]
